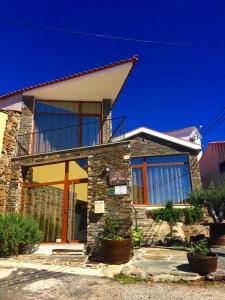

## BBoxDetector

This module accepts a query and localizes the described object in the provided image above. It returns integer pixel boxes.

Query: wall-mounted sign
[94,201,105,214]
[109,170,127,186]
[114,185,127,195]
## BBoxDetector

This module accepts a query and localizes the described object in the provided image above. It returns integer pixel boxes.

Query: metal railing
[16,116,125,156]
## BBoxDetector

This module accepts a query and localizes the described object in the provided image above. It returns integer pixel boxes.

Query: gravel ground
[1,271,225,300]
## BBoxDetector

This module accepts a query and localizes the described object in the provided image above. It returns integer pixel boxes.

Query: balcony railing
[16,116,125,156]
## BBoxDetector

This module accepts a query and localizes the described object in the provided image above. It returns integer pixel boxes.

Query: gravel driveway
[1,270,225,300]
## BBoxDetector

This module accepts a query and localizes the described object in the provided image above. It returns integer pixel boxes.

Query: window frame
[32,100,103,153]
[131,154,192,206]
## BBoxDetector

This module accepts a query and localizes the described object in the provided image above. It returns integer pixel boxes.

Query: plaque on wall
[114,185,127,195]
[109,170,127,186]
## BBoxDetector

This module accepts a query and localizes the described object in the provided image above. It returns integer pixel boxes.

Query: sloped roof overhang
[0,56,138,107]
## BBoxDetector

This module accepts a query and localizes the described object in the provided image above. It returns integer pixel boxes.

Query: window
[219,161,225,174]
[33,101,102,153]
[132,155,192,205]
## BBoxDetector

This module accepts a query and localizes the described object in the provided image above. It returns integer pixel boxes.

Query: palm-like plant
[189,183,225,224]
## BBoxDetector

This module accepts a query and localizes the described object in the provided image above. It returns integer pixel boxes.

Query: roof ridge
[0,55,138,100]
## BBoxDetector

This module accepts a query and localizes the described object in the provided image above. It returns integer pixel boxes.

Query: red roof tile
[0,55,138,100]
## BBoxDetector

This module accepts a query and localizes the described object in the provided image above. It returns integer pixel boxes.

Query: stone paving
[0,246,225,283]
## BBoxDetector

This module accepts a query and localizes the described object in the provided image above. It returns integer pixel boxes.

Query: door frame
[21,160,88,243]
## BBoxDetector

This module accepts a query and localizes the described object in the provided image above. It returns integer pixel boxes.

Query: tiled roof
[0,55,138,100]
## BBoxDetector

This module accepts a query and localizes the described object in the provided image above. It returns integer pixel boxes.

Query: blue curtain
[147,165,191,205]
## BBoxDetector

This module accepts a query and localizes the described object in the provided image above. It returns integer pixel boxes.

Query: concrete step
[35,243,86,255]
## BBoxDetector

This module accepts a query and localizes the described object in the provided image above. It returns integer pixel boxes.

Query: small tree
[189,183,225,224]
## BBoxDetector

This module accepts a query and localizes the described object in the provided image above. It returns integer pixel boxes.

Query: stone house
[0,56,203,254]
[115,127,203,244]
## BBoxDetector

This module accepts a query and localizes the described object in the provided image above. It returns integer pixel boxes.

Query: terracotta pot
[187,253,218,275]
[209,223,225,246]
[101,238,132,264]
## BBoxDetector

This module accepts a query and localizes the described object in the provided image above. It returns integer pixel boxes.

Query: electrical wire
[1,18,225,48]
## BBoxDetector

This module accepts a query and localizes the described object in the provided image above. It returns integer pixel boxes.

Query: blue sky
[0,0,224,147]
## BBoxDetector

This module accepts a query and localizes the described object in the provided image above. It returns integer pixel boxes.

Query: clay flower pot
[209,223,225,246]
[187,253,218,275]
[101,238,132,264]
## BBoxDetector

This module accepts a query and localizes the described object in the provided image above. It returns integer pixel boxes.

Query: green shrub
[102,214,124,240]
[152,202,204,226]
[0,213,43,256]
[132,226,143,247]
[188,238,210,256]
[183,207,204,225]
[189,183,225,224]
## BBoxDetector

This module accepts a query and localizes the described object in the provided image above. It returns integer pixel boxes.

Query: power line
[1,18,225,48]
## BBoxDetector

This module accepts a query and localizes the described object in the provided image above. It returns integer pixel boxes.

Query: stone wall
[102,99,112,143]
[6,141,132,255]
[130,134,203,245]
[0,111,21,212]
[17,96,35,156]
[130,134,201,190]
[132,207,209,246]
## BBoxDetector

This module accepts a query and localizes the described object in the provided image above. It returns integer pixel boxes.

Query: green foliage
[114,273,146,284]
[152,202,204,226]
[0,213,43,256]
[189,183,225,223]
[102,214,124,240]
[188,238,210,256]
[183,207,204,225]
[132,226,143,247]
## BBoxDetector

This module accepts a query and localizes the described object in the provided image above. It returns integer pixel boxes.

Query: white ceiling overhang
[24,62,134,105]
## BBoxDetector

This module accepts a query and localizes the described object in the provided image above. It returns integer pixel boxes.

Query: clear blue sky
[0,0,224,147]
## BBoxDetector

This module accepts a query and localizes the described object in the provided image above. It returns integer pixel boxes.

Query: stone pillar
[17,96,35,155]
[189,154,202,190]
[86,142,132,257]
[0,111,21,212]
[102,99,112,143]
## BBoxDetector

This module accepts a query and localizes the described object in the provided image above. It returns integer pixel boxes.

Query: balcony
[16,116,125,156]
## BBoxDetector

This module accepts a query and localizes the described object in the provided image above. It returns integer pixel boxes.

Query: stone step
[52,249,85,256]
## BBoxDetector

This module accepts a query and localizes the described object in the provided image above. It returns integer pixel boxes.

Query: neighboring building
[0,56,203,251]
[200,141,225,186]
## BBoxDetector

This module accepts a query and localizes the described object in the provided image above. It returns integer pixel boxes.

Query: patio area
[0,246,225,283]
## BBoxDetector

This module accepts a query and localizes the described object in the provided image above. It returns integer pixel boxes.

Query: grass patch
[114,273,146,284]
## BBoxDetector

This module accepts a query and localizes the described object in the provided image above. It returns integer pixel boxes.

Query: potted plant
[189,183,225,246]
[101,214,132,264]
[187,238,218,275]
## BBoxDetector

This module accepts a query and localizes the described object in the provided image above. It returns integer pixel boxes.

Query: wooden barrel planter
[209,223,225,246]
[187,253,218,275]
[101,238,132,264]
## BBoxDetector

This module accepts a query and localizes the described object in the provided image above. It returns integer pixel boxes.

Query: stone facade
[17,96,35,156]
[0,111,21,212]
[102,99,112,143]
[129,134,203,245]
[130,134,201,190]
[6,141,132,255]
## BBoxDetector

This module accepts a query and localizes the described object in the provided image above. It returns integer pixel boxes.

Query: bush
[188,238,210,256]
[102,214,124,240]
[0,213,43,256]
[151,202,204,226]
[132,226,143,247]
[189,183,225,224]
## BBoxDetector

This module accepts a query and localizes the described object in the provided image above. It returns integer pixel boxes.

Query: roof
[115,126,202,151]
[165,126,198,141]
[0,55,138,100]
